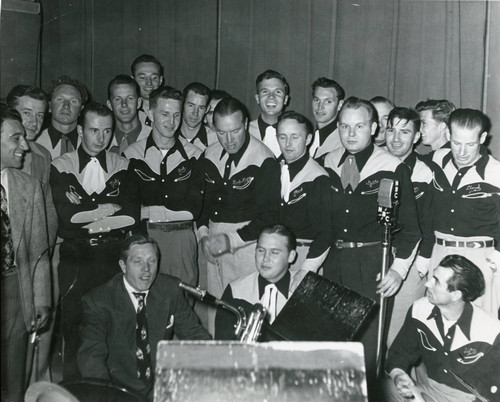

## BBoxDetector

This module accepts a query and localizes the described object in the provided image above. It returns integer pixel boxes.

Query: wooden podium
[154,341,368,402]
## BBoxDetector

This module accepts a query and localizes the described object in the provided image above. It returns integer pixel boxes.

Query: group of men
[1,53,499,402]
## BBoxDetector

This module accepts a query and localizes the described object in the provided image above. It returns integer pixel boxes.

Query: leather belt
[436,238,494,249]
[69,232,126,247]
[334,240,381,249]
[148,221,192,232]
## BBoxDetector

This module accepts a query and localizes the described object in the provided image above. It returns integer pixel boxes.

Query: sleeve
[196,155,214,231]
[115,166,140,229]
[77,295,111,380]
[178,156,206,220]
[385,305,422,375]
[237,157,281,242]
[416,180,434,258]
[215,286,238,340]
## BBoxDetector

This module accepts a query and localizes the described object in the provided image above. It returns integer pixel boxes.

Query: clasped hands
[200,234,231,263]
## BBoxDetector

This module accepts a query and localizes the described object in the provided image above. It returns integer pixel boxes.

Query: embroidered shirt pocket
[417,328,437,351]
[135,169,155,182]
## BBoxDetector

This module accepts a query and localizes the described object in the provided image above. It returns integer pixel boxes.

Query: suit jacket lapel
[114,278,138,351]
[7,169,29,252]
[147,283,171,362]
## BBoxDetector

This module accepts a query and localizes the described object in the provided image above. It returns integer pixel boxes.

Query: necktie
[59,134,75,156]
[309,129,320,158]
[81,158,106,195]
[1,184,15,274]
[280,162,291,202]
[133,292,153,383]
[263,125,281,157]
[261,284,279,324]
[341,155,360,190]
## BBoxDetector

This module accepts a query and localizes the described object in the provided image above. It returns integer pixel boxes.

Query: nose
[226,132,233,143]
[121,98,128,107]
[318,101,325,110]
[286,137,292,147]
[393,131,401,142]
[62,99,70,109]
[459,144,466,156]
[425,277,433,289]
[192,106,199,117]
[263,251,271,262]
[145,76,152,86]
[19,136,29,151]
[96,131,104,143]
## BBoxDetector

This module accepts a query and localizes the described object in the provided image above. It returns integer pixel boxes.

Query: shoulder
[230,271,259,291]
[84,274,122,303]
[369,146,401,170]
[51,150,78,172]
[204,141,224,161]
[6,168,39,189]
[151,274,182,296]
[290,270,307,292]
[410,297,434,321]
[179,137,203,158]
[323,147,344,169]
[412,157,433,183]
[247,135,275,161]
[304,158,328,178]
[105,151,129,171]
[470,304,500,343]
[30,142,52,161]
[249,119,259,134]
[123,138,148,159]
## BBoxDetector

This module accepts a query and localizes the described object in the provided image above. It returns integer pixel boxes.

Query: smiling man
[50,102,139,379]
[248,70,290,157]
[425,108,500,316]
[215,225,306,340]
[385,254,500,402]
[78,235,210,401]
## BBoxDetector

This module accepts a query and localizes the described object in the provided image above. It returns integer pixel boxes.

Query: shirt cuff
[196,225,209,242]
[148,206,168,222]
[390,258,412,279]
[226,231,246,251]
[389,368,407,380]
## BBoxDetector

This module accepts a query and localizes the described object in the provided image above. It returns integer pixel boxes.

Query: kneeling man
[215,225,307,340]
[78,235,211,401]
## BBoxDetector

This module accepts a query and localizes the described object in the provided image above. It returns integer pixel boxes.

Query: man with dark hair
[322,96,421,398]
[198,96,281,334]
[386,254,500,402]
[215,224,306,340]
[78,234,210,401]
[131,54,164,128]
[37,75,88,159]
[309,77,345,161]
[384,107,434,346]
[177,82,216,151]
[107,75,150,155]
[204,89,231,132]
[276,111,333,272]
[1,104,51,400]
[424,108,500,316]
[124,86,204,286]
[249,69,290,157]
[50,102,139,379]
[370,96,395,147]
[415,98,456,160]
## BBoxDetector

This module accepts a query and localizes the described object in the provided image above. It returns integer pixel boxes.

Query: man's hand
[208,233,231,257]
[66,190,82,205]
[33,306,50,331]
[200,236,216,264]
[394,372,416,399]
[377,270,403,297]
[415,255,431,278]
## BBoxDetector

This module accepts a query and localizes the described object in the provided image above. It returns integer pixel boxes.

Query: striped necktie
[1,184,15,274]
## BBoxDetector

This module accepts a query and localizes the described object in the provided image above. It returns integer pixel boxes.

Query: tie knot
[348,155,355,164]
[133,292,146,303]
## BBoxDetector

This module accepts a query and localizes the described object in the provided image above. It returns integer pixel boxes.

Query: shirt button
[218,197,222,201]
[161,161,164,165]
[443,369,448,373]
[451,228,454,232]
[343,229,348,232]
[164,195,168,198]
[92,198,95,202]
[446,335,451,339]
[348,191,352,194]
[452,190,456,194]
[214,211,218,215]
[444,352,448,356]
[223,182,227,185]
[280,203,284,206]
[346,209,349,213]
[450,209,454,213]
[162,179,165,183]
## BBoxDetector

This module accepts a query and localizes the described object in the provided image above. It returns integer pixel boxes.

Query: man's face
[255,78,288,118]
[312,86,343,128]
[50,85,83,127]
[133,62,163,100]
[119,243,158,292]
[425,266,456,306]
[205,98,222,131]
[338,107,377,154]
[255,233,295,283]
[372,101,394,146]
[277,118,312,163]
[78,112,113,156]
[214,110,247,154]
[385,118,419,159]
[449,122,486,170]
[183,90,209,130]
[419,110,446,147]
[14,96,47,140]
[107,84,140,124]
[149,98,182,140]
[1,119,29,170]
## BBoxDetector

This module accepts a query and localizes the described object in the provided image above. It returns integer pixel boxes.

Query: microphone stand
[375,180,400,379]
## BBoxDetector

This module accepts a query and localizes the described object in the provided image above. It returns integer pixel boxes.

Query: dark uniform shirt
[198,134,280,243]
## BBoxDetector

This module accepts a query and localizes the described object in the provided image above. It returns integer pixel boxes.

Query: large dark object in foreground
[154,341,368,402]
[271,272,377,341]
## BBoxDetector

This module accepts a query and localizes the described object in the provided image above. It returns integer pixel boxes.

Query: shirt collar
[178,125,208,147]
[219,132,250,167]
[258,115,278,140]
[442,146,488,179]
[258,270,291,299]
[286,152,309,181]
[78,146,108,173]
[338,142,374,171]
[317,118,338,144]
[123,276,150,309]
[145,134,189,160]
[403,152,417,174]
[427,302,472,340]
[48,123,79,149]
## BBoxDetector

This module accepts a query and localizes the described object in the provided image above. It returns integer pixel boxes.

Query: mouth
[14,151,25,159]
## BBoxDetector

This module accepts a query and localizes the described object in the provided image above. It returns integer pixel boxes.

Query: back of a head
[448,108,490,135]
[415,99,455,125]
[1,102,23,129]
[370,96,394,108]
[439,254,485,303]
[211,89,231,102]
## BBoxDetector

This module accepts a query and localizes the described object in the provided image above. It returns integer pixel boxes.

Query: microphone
[377,179,399,225]
[178,282,217,304]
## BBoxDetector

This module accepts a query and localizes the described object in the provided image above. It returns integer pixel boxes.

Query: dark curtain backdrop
[1,0,499,155]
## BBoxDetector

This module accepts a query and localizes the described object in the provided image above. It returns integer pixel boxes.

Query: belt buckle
[469,241,482,249]
[335,240,343,249]
[356,242,364,248]
[89,238,99,247]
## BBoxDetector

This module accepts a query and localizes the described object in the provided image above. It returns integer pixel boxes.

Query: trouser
[323,244,393,401]
[58,238,122,380]
[290,241,309,271]
[1,272,29,402]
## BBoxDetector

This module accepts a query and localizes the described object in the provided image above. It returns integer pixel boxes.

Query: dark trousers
[58,239,122,380]
[323,245,393,401]
[1,272,28,402]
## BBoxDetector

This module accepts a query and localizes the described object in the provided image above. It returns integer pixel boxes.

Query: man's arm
[78,295,111,380]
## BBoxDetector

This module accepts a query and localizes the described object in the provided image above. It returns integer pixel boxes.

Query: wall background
[2,0,499,156]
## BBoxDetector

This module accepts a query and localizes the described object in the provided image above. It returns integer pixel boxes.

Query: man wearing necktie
[248,70,290,157]
[1,104,51,401]
[215,225,306,340]
[197,97,281,335]
[309,77,345,163]
[78,235,210,401]
[36,75,88,159]
[276,111,333,273]
[322,97,421,399]
[50,103,139,379]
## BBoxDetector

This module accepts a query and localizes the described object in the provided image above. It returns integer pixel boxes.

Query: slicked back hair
[130,54,164,77]
[259,224,297,252]
[7,85,48,109]
[119,234,160,263]
[255,69,290,96]
[107,74,140,100]
[439,254,485,303]
[311,77,345,100]
[149,86,183,110]
[278,110,313,136]
[339,96,378,126]
[448,108,490,136]
[387,107,421,132]
[415,99,455,125]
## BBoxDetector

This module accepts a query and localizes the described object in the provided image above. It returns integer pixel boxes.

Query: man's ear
[288,250,297,264]
[159,76,164,86]
[451,289,463,303]
[137,97,143,111]
[370,122,378,136]
[413,131,421,144]
[337,100,344,113]
[77,125,83,137]
[147,108,154,123]
[284,95,290,107]
[255,93,260,105]
[106,100,113,110]
[305,133,313,146]
[479,132,487,145]
[119,260,127,274]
